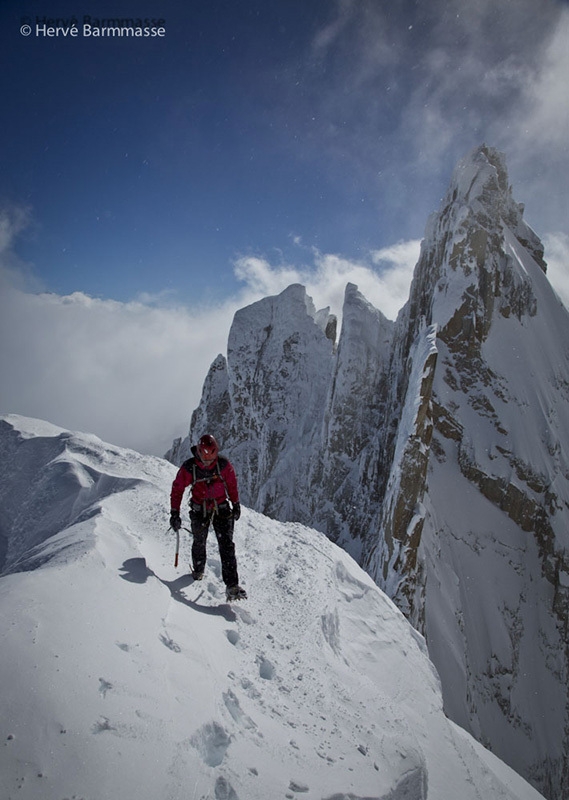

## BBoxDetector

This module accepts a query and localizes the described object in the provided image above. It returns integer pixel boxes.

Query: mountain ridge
[170,145,569,799]
[0,413,546,800]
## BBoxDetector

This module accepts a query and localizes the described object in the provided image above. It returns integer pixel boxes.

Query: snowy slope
[0,414,545,800]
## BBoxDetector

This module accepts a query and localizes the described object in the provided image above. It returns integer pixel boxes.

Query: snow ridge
[0,414,545,800]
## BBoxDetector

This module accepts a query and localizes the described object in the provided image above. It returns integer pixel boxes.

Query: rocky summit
[168,145,569,800]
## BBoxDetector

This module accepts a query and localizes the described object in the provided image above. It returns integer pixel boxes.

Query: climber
[169,434,246,601]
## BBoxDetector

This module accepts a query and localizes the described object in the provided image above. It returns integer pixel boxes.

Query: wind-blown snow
[0,414,545,800]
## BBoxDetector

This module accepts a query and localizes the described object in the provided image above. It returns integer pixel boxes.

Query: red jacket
[170,454,239,512]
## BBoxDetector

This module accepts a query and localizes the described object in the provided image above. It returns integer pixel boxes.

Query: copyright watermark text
[20,15,166,38]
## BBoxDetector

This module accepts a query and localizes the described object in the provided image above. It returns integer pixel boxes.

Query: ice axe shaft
[174,528,180,567]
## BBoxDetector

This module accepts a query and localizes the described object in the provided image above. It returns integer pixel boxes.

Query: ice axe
[174,527,180,568]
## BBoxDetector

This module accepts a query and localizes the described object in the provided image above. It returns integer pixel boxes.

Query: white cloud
[543,231,569,309]
[370,240,421,314]
[233,256,302,299]
[234,240,419,323]
[0,267,235,456]
[0,205,248,455]
[515,12,569,151]
[1,208,419,457]
[0,207,30,253]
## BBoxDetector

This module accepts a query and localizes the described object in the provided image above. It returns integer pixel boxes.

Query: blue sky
[5,0,404,304]
[1,0,568,454]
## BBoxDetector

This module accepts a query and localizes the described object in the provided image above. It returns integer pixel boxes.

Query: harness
[190,459,230,516]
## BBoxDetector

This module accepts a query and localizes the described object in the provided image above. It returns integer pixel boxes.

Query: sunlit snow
[0,414,545,800]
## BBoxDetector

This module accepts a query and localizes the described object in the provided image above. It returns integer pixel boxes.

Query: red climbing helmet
[197,434,219,465]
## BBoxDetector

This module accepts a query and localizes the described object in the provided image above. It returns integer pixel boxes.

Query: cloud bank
[0,274,224,456]
[544,232,569,309]
[234,238,420,324]
[0,209,417,455]
[2,197,567,457]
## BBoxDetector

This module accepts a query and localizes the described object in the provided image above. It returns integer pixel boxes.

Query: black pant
[190,503,239,587]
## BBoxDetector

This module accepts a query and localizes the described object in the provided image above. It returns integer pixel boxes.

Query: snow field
[0,415,546,799]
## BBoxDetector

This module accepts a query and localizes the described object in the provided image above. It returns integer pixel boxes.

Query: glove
[232,503,241,521]
[170,509,181,531]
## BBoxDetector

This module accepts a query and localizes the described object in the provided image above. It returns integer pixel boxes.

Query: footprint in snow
[223,689,258,731]
[214,775,240,799]
[98,678,113,697]
[289,780,309,793]
[257,655,276,680]
[226,629,239,645]
[234,606,255,624]
[240,677,261,700]
[159,633,181,653]
[92,716,116,734]
[190,721,231,767]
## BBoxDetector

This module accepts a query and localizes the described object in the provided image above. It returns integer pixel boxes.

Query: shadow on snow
[118,557,236,622]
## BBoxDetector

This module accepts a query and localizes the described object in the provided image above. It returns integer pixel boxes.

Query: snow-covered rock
[171,284,338,527]
[0,413,546,800]
[171,145,569,800]
[385,145,569,800]
[365,144,569,800]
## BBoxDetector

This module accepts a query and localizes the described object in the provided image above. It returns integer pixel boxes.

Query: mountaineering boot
[192,570,204,581]
[226,584,247,602]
